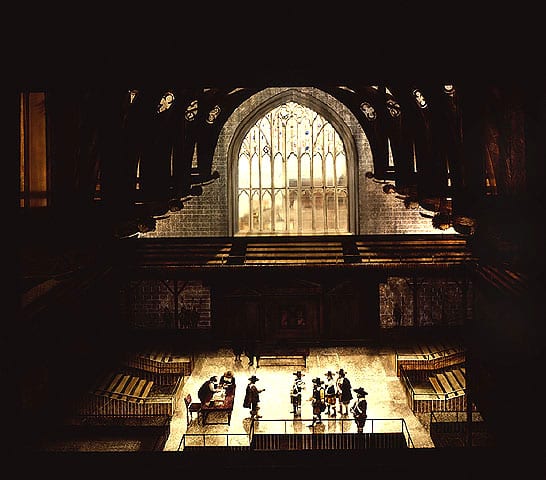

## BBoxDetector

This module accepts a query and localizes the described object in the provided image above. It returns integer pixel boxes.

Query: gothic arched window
[236,101,350,235]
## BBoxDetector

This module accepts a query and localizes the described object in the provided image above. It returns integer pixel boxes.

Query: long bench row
[396,342,469,413]
[124,350,194,376]
[93,372,155,403]
[72,346,195,420]
[395,343,466,376]
[52,348,194,451]
[126,235,474,268]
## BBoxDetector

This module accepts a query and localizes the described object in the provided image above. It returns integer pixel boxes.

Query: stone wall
[129,87,463,333]
[143,87,453,238]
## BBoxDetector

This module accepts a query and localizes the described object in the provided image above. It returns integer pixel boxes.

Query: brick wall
[124,275,471,333]
[123,279,211,330]
[379,276,472,328]
[143,87,454,238]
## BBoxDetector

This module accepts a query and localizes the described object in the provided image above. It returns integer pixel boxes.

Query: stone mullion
[321,125,327,232]
[257,124,263,232]
[310,116,316,232]
[283,116,290,232]
[295,118,302,234]
[270,115,276,232]
[333,128,340,231]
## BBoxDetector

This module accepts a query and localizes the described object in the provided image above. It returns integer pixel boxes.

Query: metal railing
[177,417,413,451]
[179,432,251,449]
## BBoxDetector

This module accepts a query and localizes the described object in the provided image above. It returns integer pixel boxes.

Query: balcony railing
[178,417,413,451]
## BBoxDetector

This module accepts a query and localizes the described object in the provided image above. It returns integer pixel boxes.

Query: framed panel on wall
[263,297,318,342]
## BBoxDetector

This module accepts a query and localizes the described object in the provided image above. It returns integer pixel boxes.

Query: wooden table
[200,386,236,425]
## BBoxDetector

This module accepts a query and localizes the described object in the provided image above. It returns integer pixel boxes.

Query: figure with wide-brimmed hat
[307,377,326,427]
[335,369,353,415]
[219,370,236,392]
[290,371,306,415]
[350,387,368,433]
[243,375,265,420]
[324,371,337,416]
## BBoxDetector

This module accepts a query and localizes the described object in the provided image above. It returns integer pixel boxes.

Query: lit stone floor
[164,345,435,450]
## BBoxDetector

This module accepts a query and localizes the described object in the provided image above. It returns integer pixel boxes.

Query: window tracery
[236,101,349,235]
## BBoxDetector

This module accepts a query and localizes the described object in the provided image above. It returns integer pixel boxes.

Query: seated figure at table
[219,370,236,391]
[198,375,220,404]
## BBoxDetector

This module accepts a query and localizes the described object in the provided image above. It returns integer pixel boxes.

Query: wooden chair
[184,393,201,426]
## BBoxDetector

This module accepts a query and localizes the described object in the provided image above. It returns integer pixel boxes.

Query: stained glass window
[236,101,349,235]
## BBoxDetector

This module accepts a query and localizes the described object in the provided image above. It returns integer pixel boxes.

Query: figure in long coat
[243,375,264,419]
[336,369,353,415]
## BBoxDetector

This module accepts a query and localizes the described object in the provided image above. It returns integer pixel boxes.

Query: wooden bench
[429,370,466,399]
[245,242,344,265]
[94,373,154,403]
[437,373,458,398]
[125,350,194,376]
[418,344,440,359]
[258,348,310,367]
[453,368,466,388]
[445,370,464,392]
[429,376,445,398]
